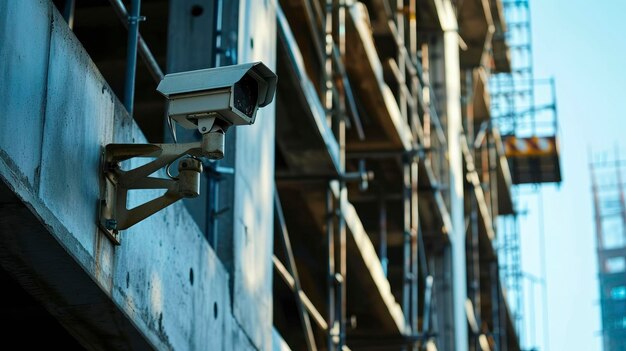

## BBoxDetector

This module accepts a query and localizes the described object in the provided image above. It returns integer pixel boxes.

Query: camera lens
[233,74,258,118]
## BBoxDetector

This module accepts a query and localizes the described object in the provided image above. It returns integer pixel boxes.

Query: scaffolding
[273,0,523,350]
[272,0,424,349]
[18,0,536,350]
[489,1,560,350]
[590,150,626,351]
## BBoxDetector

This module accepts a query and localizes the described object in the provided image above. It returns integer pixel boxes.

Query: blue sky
[514,1,626,350]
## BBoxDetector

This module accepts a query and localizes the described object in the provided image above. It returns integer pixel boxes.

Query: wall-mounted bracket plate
[98,174,121,245]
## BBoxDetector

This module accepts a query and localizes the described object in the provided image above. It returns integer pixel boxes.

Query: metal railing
[60,0,164,116]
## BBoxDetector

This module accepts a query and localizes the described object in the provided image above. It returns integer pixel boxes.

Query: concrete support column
[234,1,277,349]
[442,3,468,351]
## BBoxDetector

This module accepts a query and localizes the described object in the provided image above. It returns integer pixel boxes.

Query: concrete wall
[231,1,277,350]
[0,1,279,349]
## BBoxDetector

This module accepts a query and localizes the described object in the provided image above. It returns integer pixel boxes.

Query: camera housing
[157,62,277,131]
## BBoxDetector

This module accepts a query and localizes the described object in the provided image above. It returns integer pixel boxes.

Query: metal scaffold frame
[490,0,529,345]
[272,0,436,349]
[490,1,558,350]
[590,149,626,351]
[273,0,530,350]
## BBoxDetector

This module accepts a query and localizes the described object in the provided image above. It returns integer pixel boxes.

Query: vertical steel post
[408,0,417,63]
[490,262,500,351]
[110,0,163,82]
[337,0,347,348]
[525,1,536,136]
[396,0,407,122]
[419,230,433,337]
[324,0,335,348]
[326,186,336,351]
[212,0,224,66]
[443,13,469,351]
[393,0,410,334]
[421,43,431,150]
[335,182,348,351]
[337,182,346,350]
[379,192,389,277]
[323,0,338,348]
[209,0,225,251]
[511,211,524,340]
[551,77,558,133]
[488,129,498,228]
[410,156,419,347]
[124,0,142,115]
[467,78,480,350]
[470,180,481,350]
[402,156,412,330]
[323,0,333,127]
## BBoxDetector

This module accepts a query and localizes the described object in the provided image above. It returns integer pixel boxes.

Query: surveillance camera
[99,62,276,240]
[157,62,277,130]
[156,61,277,159]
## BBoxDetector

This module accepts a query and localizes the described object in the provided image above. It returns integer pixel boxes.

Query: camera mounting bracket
[98,136,218,245]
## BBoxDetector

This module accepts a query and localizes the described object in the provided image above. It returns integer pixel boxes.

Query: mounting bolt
[105,219,118,230]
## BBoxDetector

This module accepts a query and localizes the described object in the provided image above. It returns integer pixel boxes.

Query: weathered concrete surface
[0,1,265,350]
[231,1,277,350]
[0,0,51,189]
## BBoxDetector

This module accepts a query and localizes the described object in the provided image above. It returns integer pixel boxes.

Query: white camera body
[157,62,277,131]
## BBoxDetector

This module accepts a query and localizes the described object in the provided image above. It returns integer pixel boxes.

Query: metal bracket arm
[99,141,207,244]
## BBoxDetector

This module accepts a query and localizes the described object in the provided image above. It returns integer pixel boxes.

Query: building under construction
[0,0,560,350]
[591,152,626,351]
